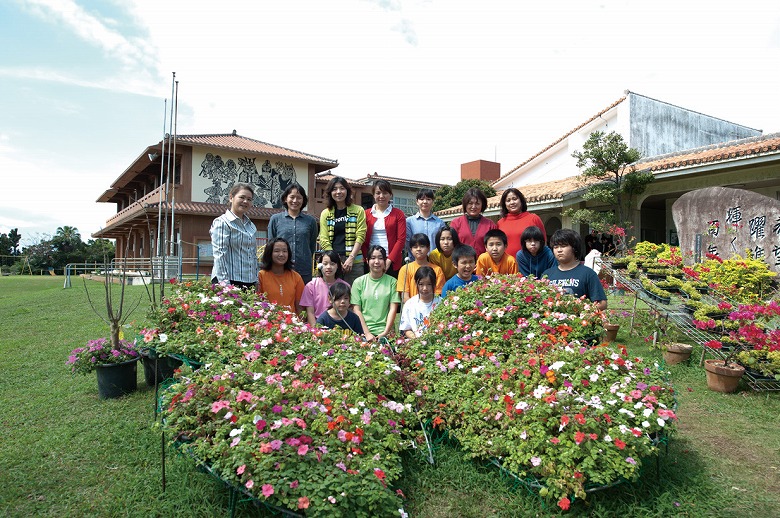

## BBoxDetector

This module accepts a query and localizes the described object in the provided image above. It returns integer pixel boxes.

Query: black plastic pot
[95,358,139,399]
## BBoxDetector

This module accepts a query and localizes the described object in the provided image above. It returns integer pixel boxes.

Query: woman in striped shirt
[209,183,258,290]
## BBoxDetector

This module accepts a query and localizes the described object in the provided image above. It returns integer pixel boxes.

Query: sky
[1,0,779,246]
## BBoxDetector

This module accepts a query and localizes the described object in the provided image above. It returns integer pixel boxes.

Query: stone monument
[671,187,780,273]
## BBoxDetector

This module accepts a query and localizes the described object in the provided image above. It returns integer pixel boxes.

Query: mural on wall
[672,187,780,273]
[198,154,297,209]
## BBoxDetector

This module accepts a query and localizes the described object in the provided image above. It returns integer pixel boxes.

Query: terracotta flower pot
[704,359,745,393]
[603,323,620,343]
[663,343,693,365]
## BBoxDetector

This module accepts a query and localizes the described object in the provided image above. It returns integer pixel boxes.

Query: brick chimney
[461,160,500,182]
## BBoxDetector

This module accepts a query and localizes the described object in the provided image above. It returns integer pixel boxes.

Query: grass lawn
[1,277,778,517]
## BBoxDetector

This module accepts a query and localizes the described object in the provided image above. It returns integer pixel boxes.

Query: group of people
[209,180,607,341]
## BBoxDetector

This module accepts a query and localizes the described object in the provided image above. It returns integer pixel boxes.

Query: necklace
[272,272,285,295]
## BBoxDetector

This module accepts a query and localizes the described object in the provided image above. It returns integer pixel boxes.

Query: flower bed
[400,275,677,509]
[149,276,679,513]
[160,330,416,516]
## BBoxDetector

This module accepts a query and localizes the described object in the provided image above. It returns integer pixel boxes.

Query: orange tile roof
[498,93,628,182]
[98,199,281,236]
[636,132,780,172]
[176,132,338,167]
[354,172,445,189]
[314,173,364,187]
[436,175,598,216]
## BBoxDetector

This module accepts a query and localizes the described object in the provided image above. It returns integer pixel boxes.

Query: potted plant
[702,337,745,393]
[66,245,143,399]
[647,310,693,365]
[67,338,140,398]
[730,301,780,380]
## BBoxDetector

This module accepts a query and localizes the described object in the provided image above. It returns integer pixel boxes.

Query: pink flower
[298,444,309,455]
[261,484,274,498]
[256,419,267,432]
[236,464,245,475]
[289,480,299,489]
[211,400,231,413]
[297,497,310,509]
[245,479,254,489]
[550,437,560,444]
[236,390,254,403]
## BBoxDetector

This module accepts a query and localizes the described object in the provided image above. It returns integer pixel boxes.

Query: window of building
[394,195,416,216]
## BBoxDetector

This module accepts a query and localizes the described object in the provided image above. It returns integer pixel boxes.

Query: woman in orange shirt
[257,238,304,313]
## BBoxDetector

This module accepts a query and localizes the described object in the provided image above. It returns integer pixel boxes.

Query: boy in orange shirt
[476,229,518,277]
[397,233,445,304]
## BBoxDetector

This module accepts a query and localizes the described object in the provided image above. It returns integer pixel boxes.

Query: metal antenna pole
[156,99,167,257]
[161,72,175,295]
[169,80,179,259]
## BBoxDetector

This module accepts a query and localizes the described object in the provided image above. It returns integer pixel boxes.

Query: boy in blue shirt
[442,245,479,298]
[543,229,607,310]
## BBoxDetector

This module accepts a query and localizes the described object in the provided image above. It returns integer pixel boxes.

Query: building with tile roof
[94,131,338,274]
[438,92,779,246]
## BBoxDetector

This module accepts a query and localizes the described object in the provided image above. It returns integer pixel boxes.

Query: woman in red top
[362,180,407,278]
[497,188,546,259]
[449,188,497,257]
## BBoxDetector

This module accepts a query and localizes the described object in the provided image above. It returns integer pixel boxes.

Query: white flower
[229,426,243,437]
[642,420,650,428]
[159,333,168,343]
[657,418,666,427]
[589,373,599,382]
[603,434,612,442]
[643,408,653,417]
[550,361,565,371]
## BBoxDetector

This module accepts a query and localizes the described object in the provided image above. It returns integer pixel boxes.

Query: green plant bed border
[176,444,306,518]
[423,418,672,505]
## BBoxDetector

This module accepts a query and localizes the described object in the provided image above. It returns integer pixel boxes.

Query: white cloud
[21,0,151,67]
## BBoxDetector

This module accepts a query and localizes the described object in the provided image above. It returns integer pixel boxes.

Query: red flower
[550,437,560,444]
[558,497,571,510]
[574,413,586,425]
[574,431,585,445]
[614,438,626,450]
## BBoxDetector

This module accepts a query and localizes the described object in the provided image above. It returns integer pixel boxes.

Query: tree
[567,131,653,237]
[8,228,21,255]
[84,239,116,264]
[433,179,497,213]
[21,234,55,273]
[0,233,12,256]
[52,226,86,267]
